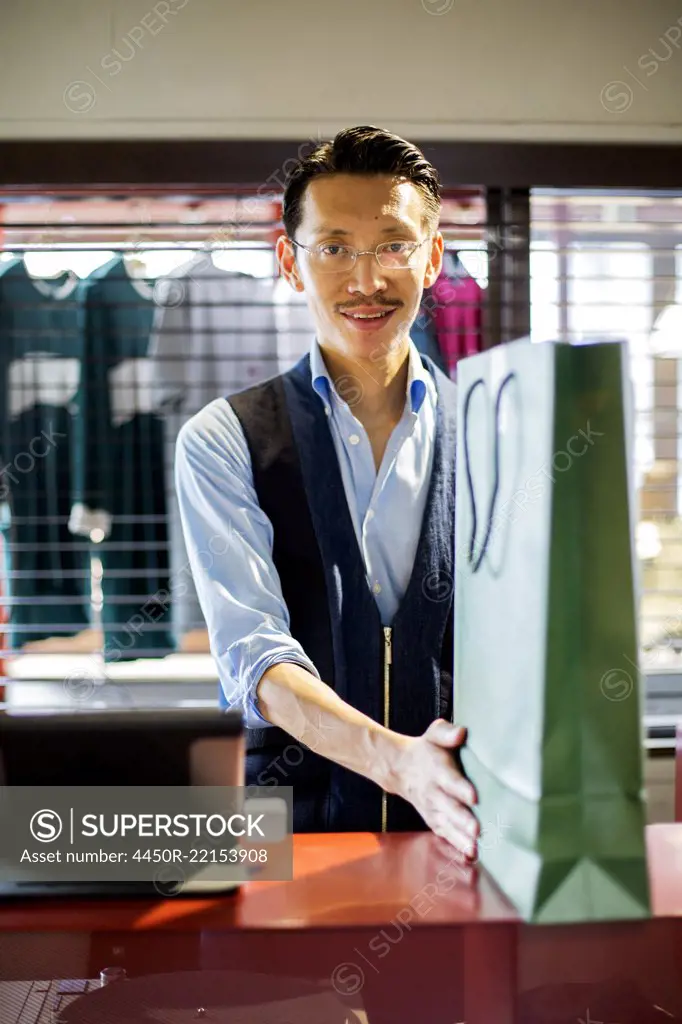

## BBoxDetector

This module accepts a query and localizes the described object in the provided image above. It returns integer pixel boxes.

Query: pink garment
[430,272,483,378]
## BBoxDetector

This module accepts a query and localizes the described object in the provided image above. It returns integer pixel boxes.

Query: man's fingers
[436,795,480,841]
[432,797,480,856]
[437,766,477,807]
[433,821,478,861]
[428,777,482,859]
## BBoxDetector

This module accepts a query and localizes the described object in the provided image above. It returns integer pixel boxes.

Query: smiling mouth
[340,309,398,321]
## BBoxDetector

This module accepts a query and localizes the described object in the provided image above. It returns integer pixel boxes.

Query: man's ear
[276,235,305,292]
[423,230,444,289]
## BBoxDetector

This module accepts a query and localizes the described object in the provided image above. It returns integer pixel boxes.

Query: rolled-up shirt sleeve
[175,397,321,728]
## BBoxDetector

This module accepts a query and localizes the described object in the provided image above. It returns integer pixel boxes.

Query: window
[531,190,682,669]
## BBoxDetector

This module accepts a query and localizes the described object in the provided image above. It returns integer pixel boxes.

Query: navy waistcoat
[225,352,457,833]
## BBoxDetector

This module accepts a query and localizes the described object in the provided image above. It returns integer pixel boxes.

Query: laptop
[0,707,245,899]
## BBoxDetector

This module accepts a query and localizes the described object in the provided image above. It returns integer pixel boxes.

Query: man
[176,125,480,863]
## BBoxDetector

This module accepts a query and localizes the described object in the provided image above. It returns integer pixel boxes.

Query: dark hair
[282,125,441,239]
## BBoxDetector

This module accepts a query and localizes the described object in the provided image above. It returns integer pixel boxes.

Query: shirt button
[325,406,331,417]
[373,582,382,595]
[366,509,375,521]
[349,434,360,445]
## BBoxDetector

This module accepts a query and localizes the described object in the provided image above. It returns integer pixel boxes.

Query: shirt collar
[310,336,430,416]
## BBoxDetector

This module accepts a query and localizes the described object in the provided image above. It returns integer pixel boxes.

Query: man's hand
[388,719,480,860]
[256,665,480,854]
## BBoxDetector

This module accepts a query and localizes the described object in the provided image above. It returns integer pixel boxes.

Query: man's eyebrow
[311,228,352,238]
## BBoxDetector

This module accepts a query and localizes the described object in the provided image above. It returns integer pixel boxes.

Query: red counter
[1,826,682,1023]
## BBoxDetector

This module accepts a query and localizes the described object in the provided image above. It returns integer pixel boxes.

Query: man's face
[277,173,443,364]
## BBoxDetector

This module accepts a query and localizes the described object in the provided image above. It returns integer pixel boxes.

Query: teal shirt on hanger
[0,258,91,650]
[70,256,173,661]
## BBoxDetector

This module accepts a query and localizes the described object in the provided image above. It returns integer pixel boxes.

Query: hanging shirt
[0,258,90,650]
[429,271,484,377]
[174,337,437,729]
[149,254,278,642]
[69,256,173,661]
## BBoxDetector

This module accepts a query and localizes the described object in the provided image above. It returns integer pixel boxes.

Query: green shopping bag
[454,338,650,923]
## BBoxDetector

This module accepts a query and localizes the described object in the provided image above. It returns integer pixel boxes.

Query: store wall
[1,0,682,142]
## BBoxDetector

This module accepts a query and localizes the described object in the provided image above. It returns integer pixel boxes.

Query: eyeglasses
[288,237,429,273]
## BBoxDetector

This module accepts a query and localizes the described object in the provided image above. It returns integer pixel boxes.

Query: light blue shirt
[175,337,438,729]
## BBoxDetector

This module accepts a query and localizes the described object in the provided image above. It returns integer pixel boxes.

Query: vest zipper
[382,625,392,833]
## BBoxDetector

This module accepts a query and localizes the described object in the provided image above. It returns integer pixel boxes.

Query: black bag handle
[463,371,517,573]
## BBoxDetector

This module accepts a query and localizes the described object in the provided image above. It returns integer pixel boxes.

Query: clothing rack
[0,187,493,683]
